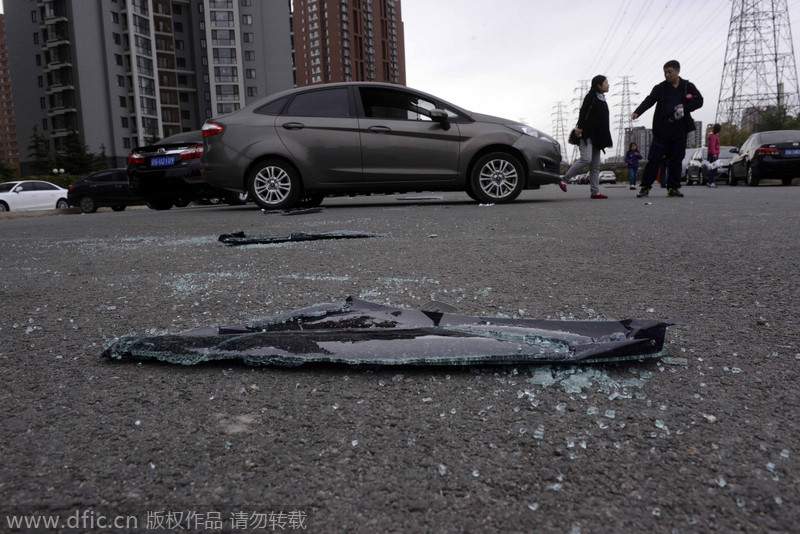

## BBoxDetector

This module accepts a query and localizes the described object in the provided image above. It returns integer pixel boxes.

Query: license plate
[150,156,176,167]
[784,149,800,156]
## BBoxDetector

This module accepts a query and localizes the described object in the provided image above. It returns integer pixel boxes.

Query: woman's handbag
[568,129,580,145]
[568,94,597,145]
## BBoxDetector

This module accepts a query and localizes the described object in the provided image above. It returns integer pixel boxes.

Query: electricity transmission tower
[614,76,637,159]
[551,102,570,166]
[716,0,800,128]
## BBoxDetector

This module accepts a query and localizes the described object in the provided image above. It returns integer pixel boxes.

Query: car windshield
[759,131,800,144]
[0,182,19,193]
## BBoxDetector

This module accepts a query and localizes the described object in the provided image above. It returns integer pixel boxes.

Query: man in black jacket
[631,60,703,197]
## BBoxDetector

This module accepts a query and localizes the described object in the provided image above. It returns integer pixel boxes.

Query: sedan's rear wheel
[470,152,525,204]
[782,177,793,186]
[147,199,174,210]
[746,165,760,187]
[0,202,8,212]
[80,196,98,214]
[248,159,301,210]
[226,192,250,205]
[56,199,69,210]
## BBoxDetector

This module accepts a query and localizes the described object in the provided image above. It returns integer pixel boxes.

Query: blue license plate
[784,149,800,156]
[150,156,176,167]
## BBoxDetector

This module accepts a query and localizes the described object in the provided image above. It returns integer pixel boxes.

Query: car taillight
[180,145,203,160]
[128,152,145,164]
[757,147,779,155]
[202,122,224,137]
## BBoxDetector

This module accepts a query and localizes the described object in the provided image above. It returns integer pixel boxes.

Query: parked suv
[68,168,144,213]
[127,131,248,210]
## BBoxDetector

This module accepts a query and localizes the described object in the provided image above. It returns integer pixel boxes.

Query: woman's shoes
[591,194,608,199]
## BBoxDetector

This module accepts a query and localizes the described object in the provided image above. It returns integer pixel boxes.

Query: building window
[210,11,234,27]
[38,76,44,87]
[117,75,125,86]
[174,22,184,33]
[241,0,252,5]
[112,12,120,23]
[31,10,37,22]
[122,117,129,128]
[213,48,237,64]
[246,69,256,79]
[115,54,124,66]
[214,66,238,82]
[120,96,127,108]
[177,57,186,68]
[244,51,255,61]
[42,119,48,131]
[33,33,40,45]
[216,85,239,101]
[247,87,257,97]
[243,33,254,43]
[40,97,46,109]
[242,14,253,25]
[175,40,185,50]
[123,138,131,148]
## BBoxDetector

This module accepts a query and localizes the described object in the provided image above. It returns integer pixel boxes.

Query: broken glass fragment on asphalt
[218,230,383,246]
[103,297,675,367]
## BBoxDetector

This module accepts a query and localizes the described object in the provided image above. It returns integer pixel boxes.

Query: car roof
[236,81,473,118]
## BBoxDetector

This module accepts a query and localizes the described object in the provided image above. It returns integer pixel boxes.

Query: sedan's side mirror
[430,109,450,131]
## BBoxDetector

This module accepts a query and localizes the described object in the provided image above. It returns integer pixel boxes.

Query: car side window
[284,88,351,118]
[34,182,58,191]
[255,96,290,116]
[93,172,113,183]
[18,182,37,192]
[359,88,438,121]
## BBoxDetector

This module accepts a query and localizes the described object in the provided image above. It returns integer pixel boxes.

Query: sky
[402,0,800,158]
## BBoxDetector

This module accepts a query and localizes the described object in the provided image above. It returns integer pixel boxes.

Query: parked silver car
[200,82,563,209]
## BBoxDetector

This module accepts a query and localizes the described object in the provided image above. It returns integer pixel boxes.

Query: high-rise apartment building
[293,0,405,87]
[0,14,19,168]
[6,0,295,174]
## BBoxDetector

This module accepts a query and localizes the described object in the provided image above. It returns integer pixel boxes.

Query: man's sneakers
[591,194,608,199]
[636,187,650,198]
[667,188,684,197]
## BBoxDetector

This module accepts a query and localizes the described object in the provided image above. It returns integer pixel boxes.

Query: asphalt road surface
[2,182,798,533]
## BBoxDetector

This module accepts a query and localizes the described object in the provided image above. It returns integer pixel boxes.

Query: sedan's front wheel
[248,159,301,210]
[470,152,525,204]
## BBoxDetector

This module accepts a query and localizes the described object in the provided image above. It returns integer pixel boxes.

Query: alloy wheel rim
[254,166,292,204]
[478,159,518,198]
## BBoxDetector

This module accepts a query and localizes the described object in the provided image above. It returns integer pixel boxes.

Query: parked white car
[599,170,617,184]
[0,180,70,212]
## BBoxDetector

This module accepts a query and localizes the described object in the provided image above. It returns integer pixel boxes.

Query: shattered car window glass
[104,297,675,367]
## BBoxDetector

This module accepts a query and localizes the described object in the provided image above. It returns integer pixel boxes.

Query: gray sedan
[200,82,562,210]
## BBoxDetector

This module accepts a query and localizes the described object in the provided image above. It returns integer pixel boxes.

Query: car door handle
[282,122,305,130]
[368,126,392,134]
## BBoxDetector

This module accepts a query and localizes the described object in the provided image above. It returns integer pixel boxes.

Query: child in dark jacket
[624,143,643,189]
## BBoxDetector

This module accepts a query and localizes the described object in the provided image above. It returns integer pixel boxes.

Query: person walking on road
[631,60,703,198]
[624,142,643,190]
[706,124,721,188]
[563,75,614,199]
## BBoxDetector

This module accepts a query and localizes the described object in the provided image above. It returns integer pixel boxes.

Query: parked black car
[127,131,248,210]
[67,168,145,213]
[729,130,800,186]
